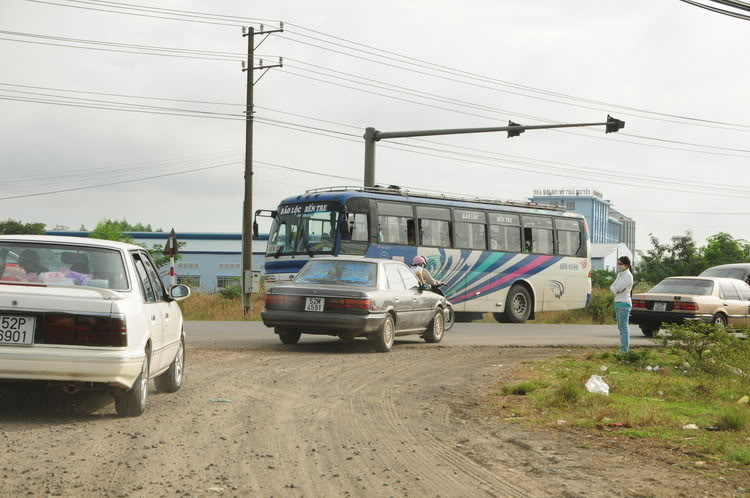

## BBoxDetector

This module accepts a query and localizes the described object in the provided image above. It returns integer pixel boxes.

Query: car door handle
[151,315,156,321]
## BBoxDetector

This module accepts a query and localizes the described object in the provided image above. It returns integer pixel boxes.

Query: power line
[25,0,750,130]
[678,0,750,19]
[0,161,241,201]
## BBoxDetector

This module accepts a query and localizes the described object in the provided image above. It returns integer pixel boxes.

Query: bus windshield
[266,202,341,256]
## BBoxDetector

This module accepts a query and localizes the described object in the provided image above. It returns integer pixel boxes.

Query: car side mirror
[169,284,191,301]
[420,284,431,292]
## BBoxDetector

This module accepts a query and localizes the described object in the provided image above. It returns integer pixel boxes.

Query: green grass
[500,380,547,396]
[492,347,750,466]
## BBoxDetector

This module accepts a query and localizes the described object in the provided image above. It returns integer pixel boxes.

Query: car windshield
[0,241,128,290]
[649,278,714,296]
[266,202,341,256]
[294,260,377,287]
[699,267,747,280]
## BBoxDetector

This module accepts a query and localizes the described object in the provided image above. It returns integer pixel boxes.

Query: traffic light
[605,115,625,133]
[507,120,524,138]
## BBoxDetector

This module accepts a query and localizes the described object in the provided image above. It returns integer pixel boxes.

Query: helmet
[412,255,426,266]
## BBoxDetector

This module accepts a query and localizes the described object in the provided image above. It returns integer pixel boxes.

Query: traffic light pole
[363,115,624,187]
[241,24,283,313]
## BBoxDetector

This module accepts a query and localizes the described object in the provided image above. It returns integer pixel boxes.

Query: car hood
[0,282,120,314]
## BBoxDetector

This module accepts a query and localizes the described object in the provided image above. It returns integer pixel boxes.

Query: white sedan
[0,235,190,416]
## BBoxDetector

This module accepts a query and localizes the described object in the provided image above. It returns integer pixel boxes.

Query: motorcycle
[429,282,455,331]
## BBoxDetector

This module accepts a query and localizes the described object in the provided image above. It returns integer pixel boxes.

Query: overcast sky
[1,0,748,251]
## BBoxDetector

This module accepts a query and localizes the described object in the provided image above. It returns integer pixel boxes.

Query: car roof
[662,276,743,284]
[701,263,750,270]
[0,234,142,251]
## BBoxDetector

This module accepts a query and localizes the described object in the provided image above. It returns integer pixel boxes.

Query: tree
[88,219,182,270]
[0,219,45,235]
[702,232,749,267]
[636,231,705,284]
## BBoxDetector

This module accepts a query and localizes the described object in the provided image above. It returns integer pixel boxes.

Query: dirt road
[0,342,743,497]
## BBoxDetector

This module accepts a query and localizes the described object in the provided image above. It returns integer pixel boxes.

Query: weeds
[500,381,546,396]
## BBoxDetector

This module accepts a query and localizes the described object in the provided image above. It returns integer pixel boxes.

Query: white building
[591,243,633,271]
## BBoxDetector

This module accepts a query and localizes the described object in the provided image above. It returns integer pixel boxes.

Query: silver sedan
[261,257,448,352]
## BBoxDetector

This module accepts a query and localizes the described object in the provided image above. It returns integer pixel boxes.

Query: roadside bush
[714,408,750,432]
[658,322,742,374]
[549,379,583,406]
[501,381,546,396]
[586,288,615,324]
[591,269,616,289]
[218,284,242,300]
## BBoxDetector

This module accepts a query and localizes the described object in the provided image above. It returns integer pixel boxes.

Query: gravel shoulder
[0,341,744,497]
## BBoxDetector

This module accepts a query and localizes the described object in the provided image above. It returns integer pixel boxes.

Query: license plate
[653,302,667,312]
[0,315,35,346]
[305,297,325,312]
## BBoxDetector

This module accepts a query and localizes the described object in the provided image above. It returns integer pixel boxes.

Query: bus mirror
[252,220,259,238]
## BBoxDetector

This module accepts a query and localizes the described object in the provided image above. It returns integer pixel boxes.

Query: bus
[260,186,591,323]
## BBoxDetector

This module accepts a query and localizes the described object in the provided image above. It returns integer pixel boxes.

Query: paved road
[185,321,654,349]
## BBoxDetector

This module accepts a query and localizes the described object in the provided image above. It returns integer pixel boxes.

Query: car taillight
[673,302,698,311]
[632,300,646,308]
[45,314,127,347]
[326,298,372,311]
[265,294,303,309]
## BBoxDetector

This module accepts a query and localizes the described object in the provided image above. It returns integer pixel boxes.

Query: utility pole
[241,24,283,313]
[363,116,625,187]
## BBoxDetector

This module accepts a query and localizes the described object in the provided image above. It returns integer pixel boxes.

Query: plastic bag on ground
[585,375,609,395]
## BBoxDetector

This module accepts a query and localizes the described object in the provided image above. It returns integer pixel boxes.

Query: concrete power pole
[241,24,283,313]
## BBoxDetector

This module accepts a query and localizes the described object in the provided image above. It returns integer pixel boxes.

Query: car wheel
[712,314,728,327]
[424,309,445,343]
[114,352,149,417]
[370,314,395,352]
[154,336,185,393]
[277,328,302,345]
[505,285,532,323]
[639,325,659,337]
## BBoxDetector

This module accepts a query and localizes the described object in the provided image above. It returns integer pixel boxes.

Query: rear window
[294,260,377,287]
[0,241,128,290]
[699,267,747,280]
[649,279,714,296]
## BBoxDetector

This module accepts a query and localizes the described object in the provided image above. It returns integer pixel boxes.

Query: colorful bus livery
[263,186,591,323]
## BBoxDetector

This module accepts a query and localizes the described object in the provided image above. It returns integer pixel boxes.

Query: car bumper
[629,311,713,326]
[261,310,387,334]
[0,346,145,389]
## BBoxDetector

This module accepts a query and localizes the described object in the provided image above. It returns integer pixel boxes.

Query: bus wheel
[493,312,510,323]
[505,285,532,323]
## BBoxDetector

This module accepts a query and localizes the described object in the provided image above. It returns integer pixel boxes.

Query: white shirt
[610,269,633,304]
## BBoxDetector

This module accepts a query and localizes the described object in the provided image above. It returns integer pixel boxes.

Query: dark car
[699,264,750,285]
[261,257,448,352]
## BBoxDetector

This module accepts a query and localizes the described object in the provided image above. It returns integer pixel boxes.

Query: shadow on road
[0,384,117,423]
[261,337,432,355]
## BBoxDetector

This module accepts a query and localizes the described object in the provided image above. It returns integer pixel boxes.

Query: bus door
[553,218,588,309]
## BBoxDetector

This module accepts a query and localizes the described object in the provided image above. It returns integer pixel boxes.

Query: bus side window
[340,213,369,255]
[555,219,582,256]
[523,216,554,255]
[378,215,415,246]
[419,219,450,247]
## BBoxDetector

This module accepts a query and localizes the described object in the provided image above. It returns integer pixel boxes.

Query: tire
[277,328,302,345]
[154,337,185,393]
[424,309,446,343]
[114,352,149,417]
[639,325,659,337]
[443,305,455,331]
[493,312,511,324]
[505,285,532,323]
[712,314,728,327]
[370,314,395,352]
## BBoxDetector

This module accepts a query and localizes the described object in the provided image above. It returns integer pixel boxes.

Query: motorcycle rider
[411,255,441,287]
